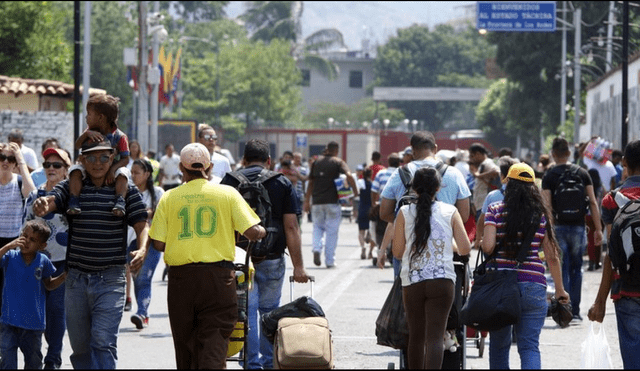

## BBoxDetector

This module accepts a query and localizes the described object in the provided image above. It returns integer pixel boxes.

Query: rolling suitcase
[273,276,334,369]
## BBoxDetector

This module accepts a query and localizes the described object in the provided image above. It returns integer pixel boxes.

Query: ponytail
[410,167,441,262]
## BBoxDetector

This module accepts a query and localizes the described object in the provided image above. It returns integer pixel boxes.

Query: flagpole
[150,0,159,155]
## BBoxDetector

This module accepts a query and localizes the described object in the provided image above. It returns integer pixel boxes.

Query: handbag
[375,277,409,349]
[460,226,536,332]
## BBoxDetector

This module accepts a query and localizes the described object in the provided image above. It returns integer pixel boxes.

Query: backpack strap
[399,165,412,192]
[434,160,448,177]
[256,168,283,185]
[227,170,251,185]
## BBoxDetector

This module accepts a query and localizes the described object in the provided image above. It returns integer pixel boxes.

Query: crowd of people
[1,92,640,369]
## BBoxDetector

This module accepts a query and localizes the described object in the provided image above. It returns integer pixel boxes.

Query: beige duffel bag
[273,317,333,369]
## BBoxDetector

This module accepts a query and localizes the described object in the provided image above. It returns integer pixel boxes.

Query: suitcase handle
[289,275,315,302]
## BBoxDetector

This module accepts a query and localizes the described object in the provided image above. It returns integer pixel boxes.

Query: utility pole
[560,1,568,129]
[606,1,615,72]
[573,7,581,146]
[74,1,81,160]
[138,1,149,153]
[82,1,91,122]
[622,1,629,149]
[150,0,159,155]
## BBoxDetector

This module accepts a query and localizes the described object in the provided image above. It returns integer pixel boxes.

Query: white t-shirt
[399,201,457,286]
[583,157,618,192]
[211,152,231,179]
[159,154,182,186]
[21,145,39,170]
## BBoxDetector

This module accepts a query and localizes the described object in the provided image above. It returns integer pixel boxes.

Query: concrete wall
[298,57,375,110]
[0,110,74,164]
[585,59,640,149]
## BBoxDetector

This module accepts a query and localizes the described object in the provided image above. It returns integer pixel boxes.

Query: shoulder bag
[460,225,536,332]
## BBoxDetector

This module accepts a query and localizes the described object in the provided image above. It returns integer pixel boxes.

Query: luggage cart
[226,243,253,368]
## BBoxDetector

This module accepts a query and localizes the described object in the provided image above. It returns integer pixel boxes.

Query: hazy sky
[225,1,476,50]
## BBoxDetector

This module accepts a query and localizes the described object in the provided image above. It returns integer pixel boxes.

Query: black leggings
[402,278,454,369]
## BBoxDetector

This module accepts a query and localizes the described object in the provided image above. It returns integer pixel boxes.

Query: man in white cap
[148,143,266,369]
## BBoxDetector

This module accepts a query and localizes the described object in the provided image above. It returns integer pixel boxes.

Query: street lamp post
[383,119,390,133]
[327,117,334,129]
[411,120,418,133]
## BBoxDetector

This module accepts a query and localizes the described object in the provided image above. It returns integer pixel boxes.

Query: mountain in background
[226,1,476,50]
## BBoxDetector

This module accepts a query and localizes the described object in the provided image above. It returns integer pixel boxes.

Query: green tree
[0,2,72,81]
[177,38,301,138]
[240,1,345,80]
[374,24,495,132]
[160,1,228,22]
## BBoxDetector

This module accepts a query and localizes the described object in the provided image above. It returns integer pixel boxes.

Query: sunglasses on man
[43,162,66,169]
[0,154,16,163]
[84,154,111,164]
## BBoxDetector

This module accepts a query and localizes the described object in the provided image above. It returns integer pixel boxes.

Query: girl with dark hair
[358,168,377,259]
[483,163,569,369]
[392,167,471,369]
[127,158,165,329]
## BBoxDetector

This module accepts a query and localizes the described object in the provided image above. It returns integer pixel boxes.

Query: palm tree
[239,1,345,80]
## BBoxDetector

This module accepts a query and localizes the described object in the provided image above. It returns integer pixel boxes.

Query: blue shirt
[371,167,397,194]
[31,168,47,189]
[1,250,55,331]
[380,159,471,210]
[481,184,506,215]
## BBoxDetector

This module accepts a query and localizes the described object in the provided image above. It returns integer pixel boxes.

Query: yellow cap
[506,163,535,183]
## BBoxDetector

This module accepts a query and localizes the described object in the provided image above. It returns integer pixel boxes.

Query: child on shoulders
[68,94,131,217]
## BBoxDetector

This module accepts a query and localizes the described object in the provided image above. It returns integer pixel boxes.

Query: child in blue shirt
[0,220,67,369]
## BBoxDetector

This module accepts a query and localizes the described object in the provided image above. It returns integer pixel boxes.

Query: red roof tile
[0,75,106,97]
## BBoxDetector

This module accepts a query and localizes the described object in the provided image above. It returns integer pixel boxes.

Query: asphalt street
[35,214,624,369]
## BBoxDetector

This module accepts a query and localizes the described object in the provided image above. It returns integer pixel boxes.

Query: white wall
[585,58,640,149]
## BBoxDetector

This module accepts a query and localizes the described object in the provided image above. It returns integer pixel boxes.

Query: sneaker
[124,297,132,312]
[131,314,146,329]
[572,313,583,321]
[326,263,337,269]
[313,252,321,266]
[112,196,126,217]
[43,362,59,369]
[588,262,595,271]
[372,257,378,266]
[66,195,81,215]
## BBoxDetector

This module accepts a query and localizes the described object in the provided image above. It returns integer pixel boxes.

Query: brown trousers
[167,263,238,369]
[402,278,455,369]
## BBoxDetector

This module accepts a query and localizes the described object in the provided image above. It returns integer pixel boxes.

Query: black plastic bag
[375,277,409,350]
[261,296,325,344]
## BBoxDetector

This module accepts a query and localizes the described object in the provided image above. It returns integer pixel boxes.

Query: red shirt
[369,164,386,180]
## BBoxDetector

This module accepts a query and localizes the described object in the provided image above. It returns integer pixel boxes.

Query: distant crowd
[1,93,640,370]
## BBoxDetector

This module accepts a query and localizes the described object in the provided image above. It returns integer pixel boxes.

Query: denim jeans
[65,266,126,369]
[0,323,44,369]
[44,260,66,367]
[615,297,640,369]
[555,224,587,315]
[489,282,548,369]
[311,203,342,266]
[132,241,162,318]
[245,256,286,369]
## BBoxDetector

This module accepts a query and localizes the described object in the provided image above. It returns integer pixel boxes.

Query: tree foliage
[240,1,302,43]
[160,1,228,22]
[0,2,72,81]
[374,24,495,132]
[175,37,301,137]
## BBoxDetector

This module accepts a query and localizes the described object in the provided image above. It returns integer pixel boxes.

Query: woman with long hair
[483,163,569,368]
[126,140,145,170]
[392,167,471,369]
[127,158,164,329]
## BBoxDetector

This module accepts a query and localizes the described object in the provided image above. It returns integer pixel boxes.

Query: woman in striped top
[483,163,569,369]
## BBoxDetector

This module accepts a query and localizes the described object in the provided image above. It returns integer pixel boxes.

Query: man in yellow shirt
[149,143,266,369]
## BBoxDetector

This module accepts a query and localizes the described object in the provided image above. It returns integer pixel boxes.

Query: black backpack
[608,190,640,291]
[227,168,283,263]
[397,161,448,209]
[552,164,588,223]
